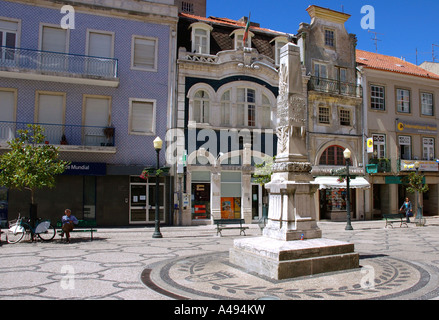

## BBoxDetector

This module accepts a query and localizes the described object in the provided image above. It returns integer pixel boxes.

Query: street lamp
[343,148,353,231]
[414,161,421,221]
[153,136,163,239]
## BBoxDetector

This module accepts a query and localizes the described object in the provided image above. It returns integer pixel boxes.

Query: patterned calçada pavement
[1,218,439,300]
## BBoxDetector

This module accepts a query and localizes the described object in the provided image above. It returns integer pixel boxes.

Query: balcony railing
[0,121,115,148]
[0,46,118,79]
[308,76,363,98]
[366,158,391,174]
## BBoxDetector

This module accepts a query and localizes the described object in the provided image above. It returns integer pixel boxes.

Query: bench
[56,220,97,241]
[213,219,249,237]
[383,214,408,228]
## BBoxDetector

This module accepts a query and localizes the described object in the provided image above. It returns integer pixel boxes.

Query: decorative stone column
[230,43,359,280]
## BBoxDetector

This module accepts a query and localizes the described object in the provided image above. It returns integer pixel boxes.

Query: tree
[404,171,429,220]
[253,156,275,185]
[0,124,69,222]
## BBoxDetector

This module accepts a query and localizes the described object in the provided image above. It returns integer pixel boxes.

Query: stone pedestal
[230,237,359,280]
[229,42,359,280]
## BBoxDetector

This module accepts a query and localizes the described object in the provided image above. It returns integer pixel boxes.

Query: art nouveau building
[174,13,293,225]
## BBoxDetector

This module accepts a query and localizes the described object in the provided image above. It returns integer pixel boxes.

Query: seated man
[61,209,78,243]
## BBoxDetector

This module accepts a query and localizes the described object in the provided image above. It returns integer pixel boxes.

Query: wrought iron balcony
[0,121,115,150]
[308,76,363,98]
[366,158,391,174]
[0,46,118,81]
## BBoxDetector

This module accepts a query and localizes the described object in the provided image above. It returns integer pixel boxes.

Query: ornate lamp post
[153,136,163,239]
[344,148,353,231]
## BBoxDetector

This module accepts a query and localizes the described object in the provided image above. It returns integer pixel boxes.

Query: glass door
[130,183,147,223]
[129,176,165,224]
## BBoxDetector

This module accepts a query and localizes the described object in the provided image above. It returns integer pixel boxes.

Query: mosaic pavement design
[144,251,439,300]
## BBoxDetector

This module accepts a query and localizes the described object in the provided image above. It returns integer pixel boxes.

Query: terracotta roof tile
[356,49,439,80]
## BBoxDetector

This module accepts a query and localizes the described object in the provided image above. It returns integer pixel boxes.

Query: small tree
[404,171,429,219]
[0,124,69,222]
[253,156,275,185]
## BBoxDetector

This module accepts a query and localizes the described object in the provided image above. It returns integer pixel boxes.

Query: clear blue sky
[206,0,439,65]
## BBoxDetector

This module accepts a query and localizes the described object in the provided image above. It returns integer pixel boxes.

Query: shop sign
[396,120,437,134]
[400,160,438,172]
[64,162,107,176]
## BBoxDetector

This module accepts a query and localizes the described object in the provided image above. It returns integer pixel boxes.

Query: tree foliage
[253,156,275,185]
[405,172,429,195]
[0,124,70,204]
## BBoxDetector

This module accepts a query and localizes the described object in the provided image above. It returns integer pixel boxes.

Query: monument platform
[230,237,359,280]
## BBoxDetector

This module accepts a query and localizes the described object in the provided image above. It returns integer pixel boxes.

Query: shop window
[191,171,211,220]
[221,172,242,219]
[319,145,346,166]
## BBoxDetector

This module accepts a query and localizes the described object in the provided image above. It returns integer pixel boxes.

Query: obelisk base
[230,237,359,280]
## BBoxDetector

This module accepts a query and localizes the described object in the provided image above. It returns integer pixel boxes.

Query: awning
[312,177,370,190]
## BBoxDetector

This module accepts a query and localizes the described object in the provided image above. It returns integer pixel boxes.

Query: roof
[179,12,291,37]
[356,49,439,80]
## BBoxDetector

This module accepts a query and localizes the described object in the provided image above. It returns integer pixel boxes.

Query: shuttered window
[37,92,65,143]
[0,90,15,122]
[88,31,113,58]
[41,26,67,53]
[129,100,155,135]
[132,37,157,71]
[84,96,110,128]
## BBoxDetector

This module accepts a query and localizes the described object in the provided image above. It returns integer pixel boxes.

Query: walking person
[61,209,78,243]
[400,197,413,223]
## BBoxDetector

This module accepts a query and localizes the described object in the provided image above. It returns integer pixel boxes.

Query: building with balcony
[174,11,293,225]
[0,0,178,226]
[296,6,368,222]
[358,49,439,219]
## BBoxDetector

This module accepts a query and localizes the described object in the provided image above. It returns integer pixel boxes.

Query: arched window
[319,145,346,166]
[237,88,256,127]
[193,90,210,123]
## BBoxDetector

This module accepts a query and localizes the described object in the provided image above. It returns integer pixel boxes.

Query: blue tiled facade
[0,0,178,226]
[0,0,172,166]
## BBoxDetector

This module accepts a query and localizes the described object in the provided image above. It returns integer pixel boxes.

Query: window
[399,136,411,160]
[423,138,435,160]
[0,88,16,122]
[41,25,68,53]
[314,63,328,79]
[129,99,155,135]
[336,67,348,94]
[324,29,335,47]
[132,36,157,71]
[221,90,231,125]
[373,134,386,159]
[181,1,194,13]
[193,90,210,123]
[40,25,68,71]
[370,85,385,110]
[319,146,346,166]
[339,109,351,126]
[87,30,114,76]
[396,88,410,113]
[232,29,252,49]
[421,92,434,116]
[83,95,111,146]
[237,88,256,127]
[36,91,66,143]
[318,106,330,124]
[0,19,19,63]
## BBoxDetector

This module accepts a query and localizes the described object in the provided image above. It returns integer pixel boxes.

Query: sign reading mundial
[396,120,437,134]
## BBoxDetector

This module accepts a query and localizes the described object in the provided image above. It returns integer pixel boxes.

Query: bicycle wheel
[7,226,25,244]
[37,224,56,241]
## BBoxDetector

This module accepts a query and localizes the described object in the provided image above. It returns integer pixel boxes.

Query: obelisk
[230,43,359,280]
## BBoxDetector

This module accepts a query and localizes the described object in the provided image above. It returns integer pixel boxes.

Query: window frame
[339,108,351,127]
[192,90,210,124]
[131,35,158,72]
[372,134,386,159]
[324,28,335,48]
[190,22,212,55]
[319,145,346,166]
[396,88,411,114]
[39,23,69,53]
[420,91,434,117]
[370,84,386,111]
[398,135,412,160]
[318,105,331,125]
[128,98,157,136]
[0,87,17,123]
[422,137,435,161]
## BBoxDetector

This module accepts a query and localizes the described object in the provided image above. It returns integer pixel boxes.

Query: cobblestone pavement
[1,217,439,300]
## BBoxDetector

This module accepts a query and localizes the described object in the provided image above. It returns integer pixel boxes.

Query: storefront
[313,176,370,221]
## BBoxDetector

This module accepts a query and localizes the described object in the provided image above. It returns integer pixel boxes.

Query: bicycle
[7,214,56,243]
